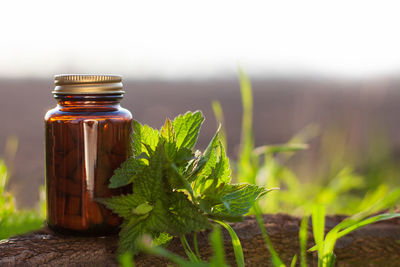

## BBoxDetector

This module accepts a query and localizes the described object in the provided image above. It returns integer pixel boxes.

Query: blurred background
[1,0,400,211]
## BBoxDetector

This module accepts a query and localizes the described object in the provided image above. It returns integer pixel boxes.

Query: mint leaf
[184,150,206,181]
[175,147,194,165]
[160,118,175,143]
[160,118,194,165]
[97,194,147,219]
[133,202,154,215]
[109,157,146,188]
[118,218,145,254]
[116,199,174,254]
[172,111,204,150]
[164,162,187,190]
[100,110,273,256]
[190,130,220,187]
[119,200,173,254]
[166,163,196,200]
[132,121,159,156]
[201,184,247,209]
[200,183,250,220]
[160,118,178,162]
[143,199,173,234]
[199,141,231,194]
[212,184,268,217]
[133,143,164,201]
[217,140,231,184]
[167,192,211,234]
[152,232,173,246]
[192,131,231,195]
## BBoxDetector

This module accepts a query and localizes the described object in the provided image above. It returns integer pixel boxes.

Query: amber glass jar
[45,74,132,235]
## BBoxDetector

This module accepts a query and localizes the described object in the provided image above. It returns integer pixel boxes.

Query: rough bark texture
[1,214,400,266]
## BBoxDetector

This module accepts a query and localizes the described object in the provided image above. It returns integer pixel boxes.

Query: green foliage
[132,121,160,156]
[0,159,44,240]
[211,185,272,220]
[172,111,204,150]
[311,204,326,264]
[138,226,228,267]
[225,69,399,217]
[299,215,308,267]
[180,235,201,263]
[209,226,229,267]
[211,101,227,151]
[309,188,400,267]
[233,71,400,267]
[118,252,135,267]
[0,160,13,221]
[290,255,297,267]
[100,111,269,255]
[0,210,44,240]
[108,157,146,189]
[237,69,257,185]
[310,210,400,266]
[98,194,148,219]
[215,220,244,267]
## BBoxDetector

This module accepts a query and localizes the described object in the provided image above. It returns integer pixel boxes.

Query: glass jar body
[45,95,132,235]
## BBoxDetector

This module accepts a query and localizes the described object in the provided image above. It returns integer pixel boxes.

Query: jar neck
[54,94,123,110]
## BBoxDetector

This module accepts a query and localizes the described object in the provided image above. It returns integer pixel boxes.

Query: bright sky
[1,0,400,79]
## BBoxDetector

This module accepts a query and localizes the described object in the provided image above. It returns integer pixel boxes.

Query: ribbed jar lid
[53,74,124,95]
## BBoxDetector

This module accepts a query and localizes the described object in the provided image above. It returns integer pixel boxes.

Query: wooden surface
[1,214,400,266]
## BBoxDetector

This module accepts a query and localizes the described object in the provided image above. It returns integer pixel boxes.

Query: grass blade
[254,144,309,156]
[238,68,253,151]
[118,252,135,267]
[237,68,257,184]
[299,215,308,267]
[212,100,227,151]
[336,213,400,240]
[311,204,325,265]
[321,213,400,266]
[253,202,285,267]
[193,232,202,260]
[326,187,400,237]
[210,225,229,267]
[215,220,245,267]
[290,254,297,267]
[142,245,207,267]
[180,235,199,263]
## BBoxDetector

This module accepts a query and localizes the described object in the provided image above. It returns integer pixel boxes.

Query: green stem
[253,202,285,267]
[193,232,202,260]
[214,220,245,267]
[180,235,199,263]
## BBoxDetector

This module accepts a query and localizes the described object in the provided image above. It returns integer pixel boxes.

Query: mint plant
[98,111,270,254]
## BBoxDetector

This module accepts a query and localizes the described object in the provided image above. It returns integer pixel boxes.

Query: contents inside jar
[46,116,131,234]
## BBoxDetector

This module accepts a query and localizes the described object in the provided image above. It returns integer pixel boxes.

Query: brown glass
[45,94,132,235]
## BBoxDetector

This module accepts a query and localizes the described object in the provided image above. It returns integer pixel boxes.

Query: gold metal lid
[53,74,124,95]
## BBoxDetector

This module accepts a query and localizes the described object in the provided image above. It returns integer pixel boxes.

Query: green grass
[299,215,308,267]
[309,188,400,267]
[136,226,229,267]
[210,70,400,217]
[230,70,400,266]
[0,141,45,240]
[215,220,244,267]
